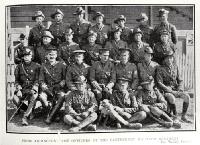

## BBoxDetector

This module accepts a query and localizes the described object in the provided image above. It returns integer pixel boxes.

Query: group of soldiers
[12,6,192,132]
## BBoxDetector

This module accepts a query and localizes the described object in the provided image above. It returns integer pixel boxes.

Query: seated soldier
[89,48,115,104]
[156,51,192,123]
[115,47,139,91]
[64,76,98,132]
[13,47,40,125]
[38,48,66,124]
[137,77,181,128]
[137,46,159,83]
[99,77,144,129]
[58,28,80,66]
[66,49,90,91]
[82,31,102,66]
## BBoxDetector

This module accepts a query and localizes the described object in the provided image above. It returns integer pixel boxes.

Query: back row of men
[13,7,192,132]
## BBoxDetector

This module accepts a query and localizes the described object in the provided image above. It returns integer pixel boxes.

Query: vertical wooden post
[149,6,153,27]
[85,6,88,21]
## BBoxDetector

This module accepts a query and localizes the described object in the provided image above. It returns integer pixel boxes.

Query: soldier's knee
[89,112,98,121]
[181,92,190,103]
[150,106,162,116]
[138,111,147,120]
[165,93,176,104]
[39,92,47,100]
[63,115,73,125]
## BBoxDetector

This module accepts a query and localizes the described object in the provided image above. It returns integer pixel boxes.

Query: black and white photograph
[5,4,195,135]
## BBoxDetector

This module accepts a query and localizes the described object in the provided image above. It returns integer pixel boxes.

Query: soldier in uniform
[14,33,30,64]
[153,29,177,65]
[129,28,149,64]
[14,47,40,125]
[152,8,177,45]
[113,15,132,44]
[28,11,46,48]
[58,28,80,66]
[136,13,153,46]
[156,51,192,123]
[66,50,90,91]
[89,11,110,47]
[38,48,66,124]
[34,31,60,64]
[137,46,159,83]
[49,9,68,47]
[70,7,91,46]
[105,27,128,62]
[115,48,139,91]
[137,78,181,128]
[89,48,116,104]
[64,76,98,132]
[99,78,145,129]
[82,31,102,66]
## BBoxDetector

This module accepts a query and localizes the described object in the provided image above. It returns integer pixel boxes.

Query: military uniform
[89,24,110,46]
[153,41,176,64]
[138,24,153,45]
[66,62,90,91]
[129,41,149,64]
[137,61,159,83]
[58,41,80,65]
[105,40,128,61]
[115,62,139,90]
[82,43,101,66]
[70,19,91,46]
[14,48,40,125]
[49,22,68,47]
[90,60,116,102]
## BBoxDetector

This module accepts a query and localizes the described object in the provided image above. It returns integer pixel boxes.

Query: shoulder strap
[21,63,31,81]
[43,65,57,82]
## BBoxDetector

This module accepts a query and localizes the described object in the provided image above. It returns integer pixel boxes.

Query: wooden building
[6,5,194,99]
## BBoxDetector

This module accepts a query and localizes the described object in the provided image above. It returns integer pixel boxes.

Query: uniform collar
[23,61,32,66]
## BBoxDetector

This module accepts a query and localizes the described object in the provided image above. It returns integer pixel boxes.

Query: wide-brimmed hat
[73,49,86,54]
[93,12,105,20]
[160,29,170,36]
[119,47,131,53]
[32,11,45,20]
[136,13,148,22]
[99,47,110,54]
[114,15,126,24]
[157,8,169,17]
[140,76,154,85]
[51,9,64,19]
[42,31,54,39]
[73,7,85,15]
[133,28,143,35]
[19,33,26,39]
[144,46,153,54]
[117,77,131,83]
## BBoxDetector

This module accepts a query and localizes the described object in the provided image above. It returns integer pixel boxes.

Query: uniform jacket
[138,24,153,45]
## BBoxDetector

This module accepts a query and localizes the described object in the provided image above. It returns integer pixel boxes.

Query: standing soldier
[58,28,80,66]
[34,31,59,64]
[99,78,145,129]
[66,50,90,91]
[137,78,181,128]
[89,48,116,104]
[137,46,159,83]
[14,33,31,64]
[156,51,192,123]
[82,31,102,66]
[14,47,40,125]
[105,28,128,62]
[115,48,139,91]
[129,28,149,64]
[136,13,153,46]
[49,9,68,47]
[152,8,177,45]
[64,76,98,132]
[38,48,66,124]
[113,15,132,44]
[153,29,177,65]
[70,7,91,47]
[28,11,46,49]
[89,11,110,47]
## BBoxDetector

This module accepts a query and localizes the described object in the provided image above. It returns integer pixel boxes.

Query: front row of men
[13,45,191,132]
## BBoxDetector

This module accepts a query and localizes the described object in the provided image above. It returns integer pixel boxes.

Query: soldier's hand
[92,81,102,91]
[16,85,22,91]
[166,87,173,93]
[140,105,150,113]
[106,82,114,90]
[16,90,22,97]
[81,111,89,118]
[114,106,124,113]
[41,83,48,90]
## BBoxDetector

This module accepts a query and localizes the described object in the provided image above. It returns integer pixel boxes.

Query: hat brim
[32,15,45,21]
[114,18,126,24]
[42,35,54,39]
[136,18,148,22]
[73,10,85,15]
[73,50,86,53]
[51,12,64,19]
[93,14,104,21]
